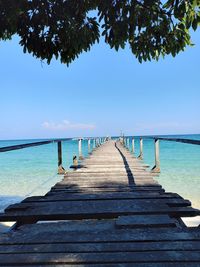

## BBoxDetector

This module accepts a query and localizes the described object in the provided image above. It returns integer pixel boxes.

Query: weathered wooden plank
[50,186,165,192]
[50,187,163,192]
[19,197,190,207]
[0,199,197,222]
[59,183,160,188]
[79,163,148,166]
[65,173,158,178]
[23,192,181,202]
[2,222,200,245]
[49,188,165,194]
[80,165,148,170]
[1,251,200,264]
[53,183,160,188]
[8,264,200,267]
[1,240,200,254]
[73,173,155,176]
[63,178,157,184]
[116,215,178,228]
[59,178,158,183]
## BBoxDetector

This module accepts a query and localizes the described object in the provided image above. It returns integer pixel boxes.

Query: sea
[0,134,200,217]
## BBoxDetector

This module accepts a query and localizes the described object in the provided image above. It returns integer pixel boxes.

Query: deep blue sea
[0,135,200,213]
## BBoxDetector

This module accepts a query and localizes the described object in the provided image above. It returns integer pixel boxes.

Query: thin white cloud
[42,120,95,131]
[135,122,181,131]
[133,121,200,134]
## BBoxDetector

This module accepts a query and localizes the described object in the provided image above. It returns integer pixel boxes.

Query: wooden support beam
[151,139,161,173]
[57,141,65,174]
[138,138,143,160]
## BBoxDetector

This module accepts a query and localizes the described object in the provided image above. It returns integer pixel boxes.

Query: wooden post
[88,139,91,153]
[127,138,130,149]
[138,138,143,160]
[124,138,126,147]
[73,155,78,168]
[57,141,65,174]
[78,139,84,160]
[132,137,135,154]
[93,139,96,149]
[151,139,160,173]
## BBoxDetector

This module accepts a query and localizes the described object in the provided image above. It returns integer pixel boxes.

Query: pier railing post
[151,139,160,173]
[138,138,143,160]
[78,139,84,160]
[127,138,130,150]
[132,137,135,154]
[57,141,65,174]
[122,136,125,146]
[88,139,91,154]
[93,139,96,149]
[73,155,78,168]
[124,138,126,147]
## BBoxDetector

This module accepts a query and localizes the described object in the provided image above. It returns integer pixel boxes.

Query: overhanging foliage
[0,0,199,64]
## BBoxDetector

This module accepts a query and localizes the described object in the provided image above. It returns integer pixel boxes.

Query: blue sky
[0,30,200,140]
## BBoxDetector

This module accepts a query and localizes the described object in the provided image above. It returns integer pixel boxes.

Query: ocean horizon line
[0,132,200,143]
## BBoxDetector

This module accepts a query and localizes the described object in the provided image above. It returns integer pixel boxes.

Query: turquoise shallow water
[0,135,199,212]
[0,139,93,212]
[126,134,200,209]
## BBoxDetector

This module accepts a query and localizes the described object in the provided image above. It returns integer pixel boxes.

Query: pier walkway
[0,140,200,266]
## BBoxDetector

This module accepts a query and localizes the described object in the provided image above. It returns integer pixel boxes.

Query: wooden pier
[0,139,200,266]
